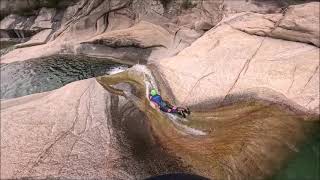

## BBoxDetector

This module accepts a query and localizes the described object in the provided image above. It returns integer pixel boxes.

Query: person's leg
[164,101,174,109]
[175,107,190,114]
[169,108,179,113]
[160,106,170,112]
[161,102,188,118]
[183,107,190,114]
[164,101,183,112]
[168,107,187,118]
[163,100,190,113]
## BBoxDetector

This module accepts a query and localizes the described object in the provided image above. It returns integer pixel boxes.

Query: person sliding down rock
[149,88,190,118]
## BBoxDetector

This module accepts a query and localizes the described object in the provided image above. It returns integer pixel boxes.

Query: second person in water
[149,88,190,118]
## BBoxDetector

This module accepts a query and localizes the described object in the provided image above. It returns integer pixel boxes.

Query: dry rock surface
[0,0,290,63]
[77,21,173,64]
[155,2,320,114]
[0,7,59,43]
[1,79,120,179]
[228,2,320,47]
[1,79,185,179]
[0,1,319,180]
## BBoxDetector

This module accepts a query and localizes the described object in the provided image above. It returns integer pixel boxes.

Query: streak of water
[97,65,320,180]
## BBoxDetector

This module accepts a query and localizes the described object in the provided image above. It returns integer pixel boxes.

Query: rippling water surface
[271,125,320,180]
[0,55,129,99]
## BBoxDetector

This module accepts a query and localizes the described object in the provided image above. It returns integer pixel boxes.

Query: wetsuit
[150,95,178,113]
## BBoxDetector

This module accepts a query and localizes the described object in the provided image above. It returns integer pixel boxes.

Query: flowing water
[97,65,320,180]
[270,125,320,180]
[0,41,18,49]
[1,53,318,179]
[0,41,18,56]
[0,55,128,99]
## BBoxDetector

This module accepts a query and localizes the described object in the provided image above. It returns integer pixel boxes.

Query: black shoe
[182,112,186,118]
[183,107,191,115]
[178,111,186,118]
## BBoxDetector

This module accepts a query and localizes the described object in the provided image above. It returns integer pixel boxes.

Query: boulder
[51,0,132,42]
[104,8,134,32]
[222,0,282,14]
[228,2,320,47]
[76,21,173,64]
[15,29,52,48]
[0,40,62,63]
[0,0,38,18]
[1,0,213,63]
[0,79,119,179]
[0,14,34,30]
[0,0,134,63]
[2,0,318,65]
[30,7,56,30]
[60,2,80,25]
[272,2,320,47]
[85,21,172,48]
[0,14,37,39]
[176,13,200,28]
[175,27,203,44]
[155,12,319,114]
[0,0,77,19]
[0,78,188,179]
[0,7,57,45]
[194,20,214,31]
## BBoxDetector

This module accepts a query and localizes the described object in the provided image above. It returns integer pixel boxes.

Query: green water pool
[271,123,320,180]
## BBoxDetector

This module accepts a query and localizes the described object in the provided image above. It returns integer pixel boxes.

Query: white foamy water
[131,65,159,98]
[109,66,128,75]
[167,114,207,136]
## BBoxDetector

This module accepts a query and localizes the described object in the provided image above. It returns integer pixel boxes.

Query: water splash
[109,65,129,75]
[168,114,207,136]
[131,65,159,98]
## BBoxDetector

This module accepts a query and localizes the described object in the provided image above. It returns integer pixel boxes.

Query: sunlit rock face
[155,2,319,115]
[1,62,318,180]
[226,2,320,47]
[0,79,190,179]
[97,66,318,180]
[1,79,117,179]
[0,0,319,180]
[0,0,291,64]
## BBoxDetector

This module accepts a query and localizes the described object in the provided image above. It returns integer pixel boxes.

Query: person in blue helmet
[149,88,190,118]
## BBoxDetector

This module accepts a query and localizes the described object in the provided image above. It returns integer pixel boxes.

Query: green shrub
[277,0,316,7]
[43,0,60,8]
[181,0,196,9]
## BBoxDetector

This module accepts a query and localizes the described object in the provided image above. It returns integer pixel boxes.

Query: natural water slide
[97,65,320,180]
